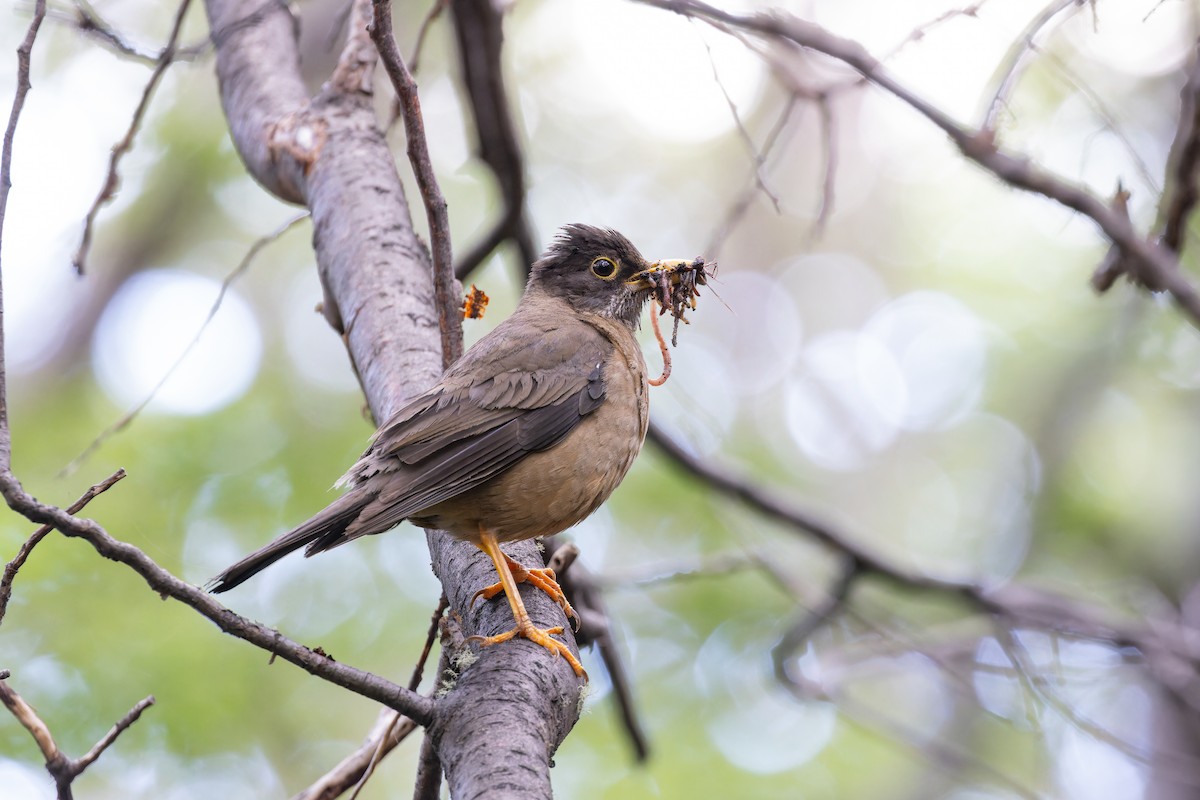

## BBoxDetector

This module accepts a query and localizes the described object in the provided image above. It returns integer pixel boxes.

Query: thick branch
[203,1,581,795]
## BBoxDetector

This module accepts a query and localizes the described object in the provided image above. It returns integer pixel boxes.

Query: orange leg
[471,552,579,630]
[468,529,586,679]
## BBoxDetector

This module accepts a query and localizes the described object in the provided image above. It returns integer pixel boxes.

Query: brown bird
[209,224,697,678]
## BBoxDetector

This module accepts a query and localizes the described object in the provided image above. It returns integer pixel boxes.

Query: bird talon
[469,623,585,678]
[473,553,579,628]
[470,582,505,607]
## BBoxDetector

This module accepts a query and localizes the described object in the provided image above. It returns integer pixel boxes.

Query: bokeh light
[92,269,263,415]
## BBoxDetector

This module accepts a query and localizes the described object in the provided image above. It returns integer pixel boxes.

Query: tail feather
[206,490,373,593]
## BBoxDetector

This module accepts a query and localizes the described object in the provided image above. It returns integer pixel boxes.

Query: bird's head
[526,224,694,329]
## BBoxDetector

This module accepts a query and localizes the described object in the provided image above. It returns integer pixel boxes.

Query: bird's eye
[590,257,617,279]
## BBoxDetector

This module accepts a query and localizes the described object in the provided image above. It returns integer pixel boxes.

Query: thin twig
[345,595,448,800]
[0,679,59,765]
[772,556,858,685]
[546,537,650,761]
[697,23,780,212]
[411,642,453,800]
[0,677,154,798]
[640,0,1200,328]
[877,1,989,62]
[73,695,155,772]
[0,0,47,474]
[369,0,461,367]
[60,213,309,476]
[705,93,800,257]
[597,550,762,588]
[72,0,194,275]
[1040,46,1160,195]
[980,0,1080,132]
[410,0,450,74]
[38,1,210,64]
[809,92,837,238]
[0,469,126,625]
[785,671,1043,800]
[409,594,449,691]
[294,714,419,800]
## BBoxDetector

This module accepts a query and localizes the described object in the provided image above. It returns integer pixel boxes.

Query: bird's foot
[471,553,579,630]
[468,620,587,679]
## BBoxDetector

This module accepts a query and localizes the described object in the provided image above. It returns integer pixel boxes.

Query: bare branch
[647,423,967,590]
[331,0,376,95]
[878,1,989,62]
[0,0,47,473]
[0,468,126,625]
[449,0,537,280]
[39,1,209,65]
[412,709,444,800]
[410,0,450,74]
[980,0,1081,132]
[0,677,154,799]
[810,92,837,238]
[772,556,859,686]
[1160,42,1200,255]
[791,674,1043,799]
[72,0,193,275]
[698,25,781,212]
[369,0,461,367]
[0,679,61,767]
[705,93,800,256]
[548,537,650,761]
[638,0,1200,328]
[295,714,419,800]
[73,695,155,772]
[332,596,447,800]
[0,474,435,725]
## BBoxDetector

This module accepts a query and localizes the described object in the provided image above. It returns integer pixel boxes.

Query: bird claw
[468,624,586,678]
[471,555,580,631]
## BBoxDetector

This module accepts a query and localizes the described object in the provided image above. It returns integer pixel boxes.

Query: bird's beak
[625,259,694,291]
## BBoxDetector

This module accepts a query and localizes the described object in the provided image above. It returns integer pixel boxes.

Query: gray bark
[202,1,581,795]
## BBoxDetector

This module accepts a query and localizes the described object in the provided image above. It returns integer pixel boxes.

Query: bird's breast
[423,324,649,543]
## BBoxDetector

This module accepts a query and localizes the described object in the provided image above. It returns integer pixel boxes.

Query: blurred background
[2,0,1199,797]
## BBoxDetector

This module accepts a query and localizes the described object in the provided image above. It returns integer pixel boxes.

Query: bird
[208,224,697,678]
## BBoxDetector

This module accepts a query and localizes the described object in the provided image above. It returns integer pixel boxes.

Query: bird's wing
[365,313,605,465]
[310,315,611,550]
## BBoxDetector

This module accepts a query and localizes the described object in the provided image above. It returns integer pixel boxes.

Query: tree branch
[0,0,46,473]
[0,676,154,800]
[0,473,435,724]
[449,0,537,280]
[0,469,126,625]
[369,0,462,366]
[72,0,193,274]
[201,1,582,795]
[639,0,1200,327]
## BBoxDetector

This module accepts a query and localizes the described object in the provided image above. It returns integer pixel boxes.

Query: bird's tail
[206,490,373,593]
